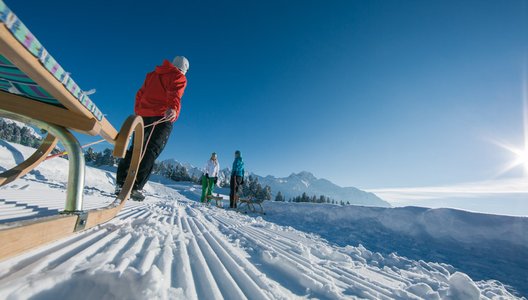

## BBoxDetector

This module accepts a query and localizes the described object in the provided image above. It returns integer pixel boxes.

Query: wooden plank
[0,214,77,261]
[0,91,102,135]
[84,204,123,229]
[0,201,127,261]
[114,115,143,204]
[0,25,117,142]
[99,119,118,143]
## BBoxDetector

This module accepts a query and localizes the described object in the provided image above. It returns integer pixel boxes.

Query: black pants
[116,116,172,190]
[230,175,243,208]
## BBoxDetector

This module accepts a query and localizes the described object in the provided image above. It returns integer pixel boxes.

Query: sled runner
[206,194,223,207]
[0,1,144,260]
[237,197,265,215]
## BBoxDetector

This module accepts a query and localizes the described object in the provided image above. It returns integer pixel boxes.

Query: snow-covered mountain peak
[289,171,317,182]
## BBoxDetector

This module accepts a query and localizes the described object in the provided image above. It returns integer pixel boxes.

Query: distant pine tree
[101,148,115,166]
[240,175,271,200]
[275,191,285,202]
[260,185,272,200]
[84,147,97,164]
[0,118,42,148]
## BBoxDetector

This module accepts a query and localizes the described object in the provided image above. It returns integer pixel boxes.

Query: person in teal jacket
[230,150,245,208]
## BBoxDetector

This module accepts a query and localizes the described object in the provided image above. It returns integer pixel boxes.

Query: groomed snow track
[0,189,522,299]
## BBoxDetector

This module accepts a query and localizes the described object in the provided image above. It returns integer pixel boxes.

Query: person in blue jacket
[230,150,245,208]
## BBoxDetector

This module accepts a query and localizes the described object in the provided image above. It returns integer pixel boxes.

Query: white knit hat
[172,56,189,75]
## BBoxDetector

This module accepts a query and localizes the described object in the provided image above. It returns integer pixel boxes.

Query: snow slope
[0,142,524,299]
[261,202,528,297]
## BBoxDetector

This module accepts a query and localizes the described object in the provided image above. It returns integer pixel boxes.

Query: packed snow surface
[0,142,525,299]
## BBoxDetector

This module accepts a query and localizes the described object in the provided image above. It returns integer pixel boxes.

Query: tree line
[0,118,42,148]
[274,191,351,205]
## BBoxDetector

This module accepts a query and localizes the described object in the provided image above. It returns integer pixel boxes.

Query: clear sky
[9,0,528,189]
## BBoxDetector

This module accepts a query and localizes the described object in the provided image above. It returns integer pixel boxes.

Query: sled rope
[139,117,167,162]
[45,117,171,161]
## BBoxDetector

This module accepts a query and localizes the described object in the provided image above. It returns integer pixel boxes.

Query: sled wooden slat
[0,91,102,136]
[85,204,124,229]
[0,214,77,260]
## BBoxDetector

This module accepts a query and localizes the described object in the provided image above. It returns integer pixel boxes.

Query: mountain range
[161,159,390,207]
[257,171,390,207]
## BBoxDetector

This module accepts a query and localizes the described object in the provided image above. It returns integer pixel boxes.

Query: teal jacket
[231,157,244,177]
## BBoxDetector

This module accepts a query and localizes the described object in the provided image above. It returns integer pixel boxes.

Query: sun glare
[494,65,528,176]
[513,147,528,173]
[495,142,528,176]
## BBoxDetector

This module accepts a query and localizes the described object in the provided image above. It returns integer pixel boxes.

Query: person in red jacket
[116,56,189,201]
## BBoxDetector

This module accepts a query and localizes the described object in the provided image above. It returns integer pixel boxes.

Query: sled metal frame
[0,108,144,261]
[237,198,265,215]
[0,110,85,212]
[0,18,145,260]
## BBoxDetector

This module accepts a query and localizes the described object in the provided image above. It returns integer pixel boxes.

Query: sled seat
[0,0,144,261]
[237,197,265,214]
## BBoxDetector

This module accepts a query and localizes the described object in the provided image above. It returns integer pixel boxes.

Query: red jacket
[134,60,187,121]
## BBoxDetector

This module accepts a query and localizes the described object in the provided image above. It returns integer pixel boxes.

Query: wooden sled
[0,2,144,261]
[237,197,266,215]
[206,194,223,207]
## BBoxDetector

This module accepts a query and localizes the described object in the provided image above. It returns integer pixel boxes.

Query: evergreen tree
[300,192,308,202]
[239,175,271,200]
[94,152,103,166]
[101,148,115,166]
[261,185,272,200]
[84,147,97,164]
[275,191,285,202]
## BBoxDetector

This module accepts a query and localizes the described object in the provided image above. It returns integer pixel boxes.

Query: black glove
[205,173,209,178]
[214,177,218,184]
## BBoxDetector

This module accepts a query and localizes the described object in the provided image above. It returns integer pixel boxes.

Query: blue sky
[9,0,528,189]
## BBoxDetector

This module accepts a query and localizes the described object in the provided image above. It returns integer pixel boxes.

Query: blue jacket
[231,157,244,177]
